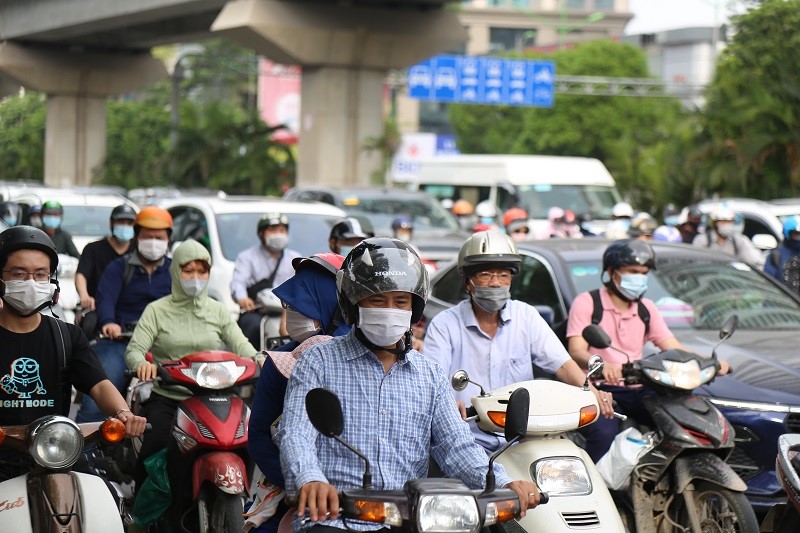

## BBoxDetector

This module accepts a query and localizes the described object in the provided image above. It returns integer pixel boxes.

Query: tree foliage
[701,0,800,199]
[0,92,46,181]
[449,40,684,211]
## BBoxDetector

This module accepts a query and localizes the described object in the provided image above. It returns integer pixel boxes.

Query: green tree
[0,92,46,181]
[701,0,800,199]
[449,40,684,210]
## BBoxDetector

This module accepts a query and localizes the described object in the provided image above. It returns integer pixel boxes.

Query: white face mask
[3,279,55,316]
[180,278,208,298]
[358,307,412,348]
[285,308,320,342]
[265,235,288,252]
[138,238,169,261]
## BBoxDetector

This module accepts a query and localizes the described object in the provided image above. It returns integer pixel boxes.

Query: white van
[396,154,623,236]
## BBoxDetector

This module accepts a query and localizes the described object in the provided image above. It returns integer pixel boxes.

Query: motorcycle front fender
[673,453,747,494]
[192,451,248,499]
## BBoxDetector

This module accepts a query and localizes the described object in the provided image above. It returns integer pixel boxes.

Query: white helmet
[709,206,736,223]
[612,202,634,218]
[475,200,497,219]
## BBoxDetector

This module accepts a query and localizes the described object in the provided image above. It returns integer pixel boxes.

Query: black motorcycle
[760,434,800,532]
[583,315,759,532]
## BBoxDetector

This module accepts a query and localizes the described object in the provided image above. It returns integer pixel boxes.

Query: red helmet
[503,207,529,228]
[291,252,345,277]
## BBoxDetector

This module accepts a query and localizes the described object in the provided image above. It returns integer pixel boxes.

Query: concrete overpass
[0,0,466,187]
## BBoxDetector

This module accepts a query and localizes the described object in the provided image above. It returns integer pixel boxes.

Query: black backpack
[553,289,650,347]
[45,315,74,416]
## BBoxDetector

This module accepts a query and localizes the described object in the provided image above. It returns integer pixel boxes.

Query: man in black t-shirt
[75,204,136,311]
[0,225,146,480]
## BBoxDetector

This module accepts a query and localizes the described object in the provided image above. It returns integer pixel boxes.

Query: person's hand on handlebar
[79,294,95,311]
[101,323,122,340]
[298,481,339,522]
[238,297,256,312]
[136,362,158,381]
[505,480,542,517]
[456,399,467,420]
[601,361,624,385]
[589,385,615,419]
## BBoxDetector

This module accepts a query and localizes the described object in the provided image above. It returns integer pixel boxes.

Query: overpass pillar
[212,0,466,186]
[0,42,167,187]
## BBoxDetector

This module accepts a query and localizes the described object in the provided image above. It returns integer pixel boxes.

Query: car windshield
[61,204,118,237]
[342,194,460,233]
[215,212,341,261]
[567,257,800,330]
[517,184,621,220]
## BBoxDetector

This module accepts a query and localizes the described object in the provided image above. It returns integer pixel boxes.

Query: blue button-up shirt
[278,330,512,532]
[424,299,570,450]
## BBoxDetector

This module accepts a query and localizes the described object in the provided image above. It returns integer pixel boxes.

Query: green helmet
[42,200,63,214]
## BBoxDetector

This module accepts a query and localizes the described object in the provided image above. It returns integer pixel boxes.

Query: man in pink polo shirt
[565,240,684,462]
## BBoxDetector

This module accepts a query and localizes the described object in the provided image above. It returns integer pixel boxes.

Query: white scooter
[0,415,127,532]
[452,356,626,533]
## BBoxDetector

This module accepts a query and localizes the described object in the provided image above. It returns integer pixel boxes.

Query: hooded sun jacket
[124,239,259,400]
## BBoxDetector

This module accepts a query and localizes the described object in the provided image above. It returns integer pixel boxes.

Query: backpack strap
[637,300,651,334]
[121,253,137,288]
[589,289,603,325]
[45,315,73,416]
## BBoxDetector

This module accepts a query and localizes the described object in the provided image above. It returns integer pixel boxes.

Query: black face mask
[471,285,511,313]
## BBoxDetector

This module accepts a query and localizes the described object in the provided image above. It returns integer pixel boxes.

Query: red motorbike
[144,350,260,533]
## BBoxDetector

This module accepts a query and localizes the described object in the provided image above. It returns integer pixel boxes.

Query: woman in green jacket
[125,238,259,527]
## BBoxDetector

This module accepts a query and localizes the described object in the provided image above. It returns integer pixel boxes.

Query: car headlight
[181,361,245,389]
[531,457,592,496]
[28,416,84,469]
[418,494,479,533]
[643,359,715,390]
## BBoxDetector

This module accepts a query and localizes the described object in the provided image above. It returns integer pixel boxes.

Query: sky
[625,0,747,35]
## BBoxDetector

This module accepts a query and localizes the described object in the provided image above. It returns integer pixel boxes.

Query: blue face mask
[338,245,354,257]
[618,272,648,301]
[42,215,61,230]
[2,216,16,227]
[112,224,134,243]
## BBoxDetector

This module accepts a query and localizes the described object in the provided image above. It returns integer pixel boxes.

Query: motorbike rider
[424,231,612,452]
[0,226,146,481]
[677,205,703,244]
[247,252,349,532]
[565,239,728,462]
[0,201,22,227]
[77,207,173,423]
[503,207,530,243]
[628,212,658,240]
[765,215,800,284]
[328,217,373,256]
[604,202,635,240]
[278,238,542,531]
[125,239,260,528]
[232,213,301,349]
[27,204,42,228]
[692,206,764,268]
[40,200,80,258]
[75,204,137,314]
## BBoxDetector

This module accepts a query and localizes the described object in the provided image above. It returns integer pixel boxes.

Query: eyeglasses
[3,269,51,282]
[512,228,529,234]
[472,271,513,284]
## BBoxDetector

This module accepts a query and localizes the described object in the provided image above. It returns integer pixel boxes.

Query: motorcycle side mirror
[451,370,487,396]
[305,388,372,489]
[306,387,343,437]
[485,387,529,492]
[582,325,611,349]
[584,355,604,390]
[719,315,739,341]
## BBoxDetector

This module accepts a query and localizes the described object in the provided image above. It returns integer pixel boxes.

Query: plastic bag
[132,447,172,527]
[595,427,655,490]
[243,475,285,532]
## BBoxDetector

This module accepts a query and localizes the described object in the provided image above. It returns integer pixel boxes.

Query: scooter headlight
[531,457,592,496]
[28,416,84,469]
[182,361,245,389]
[643,359,715,390]
[418,494,480,533]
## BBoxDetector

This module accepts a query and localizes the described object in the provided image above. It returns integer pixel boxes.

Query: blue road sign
[407,54,555,107]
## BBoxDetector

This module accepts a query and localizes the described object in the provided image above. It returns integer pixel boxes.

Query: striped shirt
[278,329,512,532]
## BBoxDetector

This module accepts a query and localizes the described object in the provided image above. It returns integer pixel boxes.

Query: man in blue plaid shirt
[278,238,541,533]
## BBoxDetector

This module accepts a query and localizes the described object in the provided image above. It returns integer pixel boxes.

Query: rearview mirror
[719,315,739,341]
[587,355,604,379]
[305,388,343,438]
[451,370,470,392]
[582,325,611,349]
[504,388,530,442]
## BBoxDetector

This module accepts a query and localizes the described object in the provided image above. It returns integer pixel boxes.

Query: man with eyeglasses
[424,231,611,453]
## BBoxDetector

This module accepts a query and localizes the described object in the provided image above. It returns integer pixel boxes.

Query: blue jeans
[75,339,128,423]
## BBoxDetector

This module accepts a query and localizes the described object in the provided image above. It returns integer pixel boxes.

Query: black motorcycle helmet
[336,237,429,325]
[0,201,22,227]
[329,216,374,241]
[110,204,137,224]
[0,225,59,274]
[602,239,657,272]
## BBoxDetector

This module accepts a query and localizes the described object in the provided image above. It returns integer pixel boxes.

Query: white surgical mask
[2,279,54,316]
[716,223,734,237]
[285,308,320,342]
[617,272,648,301]
[138,238,168,261]
[265,235,288,252]
[358,307,412,347]
[181,278,208,298]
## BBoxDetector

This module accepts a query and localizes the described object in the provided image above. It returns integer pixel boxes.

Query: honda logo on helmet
[375,271,407,277]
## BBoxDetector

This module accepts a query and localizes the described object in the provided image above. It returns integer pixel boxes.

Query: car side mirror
[582,325,611,349]
[305,387,343,438]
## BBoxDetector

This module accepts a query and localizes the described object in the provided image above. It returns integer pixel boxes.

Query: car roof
[159,195,347,216]
[513,238,737,264]
[286,186,435,199]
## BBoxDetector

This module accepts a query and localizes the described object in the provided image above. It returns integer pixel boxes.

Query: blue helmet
[784,215,800,241]
[391,216,413,231]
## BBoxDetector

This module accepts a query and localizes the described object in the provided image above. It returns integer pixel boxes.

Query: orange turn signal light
[487,411,507,428]
[578,405,598,428]
[351,500,388,523]
[0,427,5,446]
[101,418,126,443]
[493,499,520,523]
